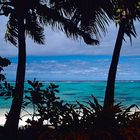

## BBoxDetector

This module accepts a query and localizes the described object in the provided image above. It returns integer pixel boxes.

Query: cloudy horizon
[0,16,140,57]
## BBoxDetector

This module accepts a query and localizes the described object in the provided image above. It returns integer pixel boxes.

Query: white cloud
[0,16,140,57]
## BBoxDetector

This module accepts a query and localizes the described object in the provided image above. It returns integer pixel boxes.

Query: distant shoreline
[2,80,140,83]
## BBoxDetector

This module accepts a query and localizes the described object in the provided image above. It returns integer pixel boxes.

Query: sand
[0,108,33,127]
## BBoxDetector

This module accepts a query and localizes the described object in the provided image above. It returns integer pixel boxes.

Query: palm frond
[36,4,99,45]
[48,0,75,17]
[25,11,45,45]
[5,12,18,46]
[113,0,138,42]
[124,20,137,43]
[68,0,112,38]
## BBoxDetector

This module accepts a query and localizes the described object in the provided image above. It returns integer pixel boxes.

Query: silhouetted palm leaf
[25,12,45,44]
[5,13,18,46]
[36,4,99,45]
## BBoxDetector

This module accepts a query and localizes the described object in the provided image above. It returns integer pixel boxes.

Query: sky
[0,16,140,57]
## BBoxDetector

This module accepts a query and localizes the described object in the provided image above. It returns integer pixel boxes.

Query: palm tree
[103,0,140,110]
[0,0,103,134]
[0,0,45,135]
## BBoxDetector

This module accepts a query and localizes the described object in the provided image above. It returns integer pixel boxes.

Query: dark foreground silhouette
[0,80,140,140]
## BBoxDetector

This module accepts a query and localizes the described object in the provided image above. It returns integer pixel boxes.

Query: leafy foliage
[0,56,11,81]
[48,0,114,38]
[113,0,140,41]
[0,81,14,100]
[24,80,79,129]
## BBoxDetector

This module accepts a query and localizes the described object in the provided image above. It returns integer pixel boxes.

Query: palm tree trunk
[103,20,125,110]
[4,15,26,133]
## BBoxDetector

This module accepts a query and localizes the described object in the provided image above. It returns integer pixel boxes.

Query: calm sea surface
[0,81,140,108]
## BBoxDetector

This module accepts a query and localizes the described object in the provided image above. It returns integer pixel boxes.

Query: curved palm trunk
[4,15,26,133]
[103,20,125,110]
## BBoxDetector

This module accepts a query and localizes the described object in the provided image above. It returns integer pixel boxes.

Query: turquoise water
[1,55,140,108]
[0,81,140,108]
[58,81,140,105]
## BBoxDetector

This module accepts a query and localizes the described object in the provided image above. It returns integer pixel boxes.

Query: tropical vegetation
[0,57,10,82]
[0,0,103,136]
[0,0,140,140]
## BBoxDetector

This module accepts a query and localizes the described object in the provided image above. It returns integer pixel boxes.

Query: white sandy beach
[0,109,33,127]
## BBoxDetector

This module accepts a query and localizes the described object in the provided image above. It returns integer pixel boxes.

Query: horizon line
[3,80,140,83]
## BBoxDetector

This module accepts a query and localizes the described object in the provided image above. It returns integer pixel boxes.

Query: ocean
[0,81,140,109]
[4,55,140,81]
[1,55,140,108]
